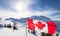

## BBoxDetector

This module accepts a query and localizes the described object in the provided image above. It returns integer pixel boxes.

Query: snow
[0,27,26,36]
[0,20,26,36]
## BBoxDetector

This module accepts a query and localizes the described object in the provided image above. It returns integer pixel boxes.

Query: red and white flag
[27,18,57,34]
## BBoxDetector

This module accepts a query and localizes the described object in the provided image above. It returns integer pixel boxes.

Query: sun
[14,1,27,12]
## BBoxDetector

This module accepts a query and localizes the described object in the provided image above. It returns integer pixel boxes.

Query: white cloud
[0,8,56,19]
[0,0,60,21]
[49,15,60,21]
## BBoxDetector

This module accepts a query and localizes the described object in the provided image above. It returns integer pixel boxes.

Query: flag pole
[26,22,27,36]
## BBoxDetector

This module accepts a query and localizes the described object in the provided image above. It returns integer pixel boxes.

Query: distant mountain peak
[30,15,52,22]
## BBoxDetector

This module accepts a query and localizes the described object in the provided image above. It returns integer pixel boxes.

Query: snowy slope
[0,20,26,36]
[1,26,60,36]
[0,26,26,36]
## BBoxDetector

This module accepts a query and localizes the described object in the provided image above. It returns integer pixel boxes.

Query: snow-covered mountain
[6,18,27,24]
[30,16,52,22]
[5,15,52,23]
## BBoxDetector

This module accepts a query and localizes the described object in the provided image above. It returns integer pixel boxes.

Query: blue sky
[0,0,60,20]
[0,0,11,10]
[29,0,60,11]
[29,0,60,20]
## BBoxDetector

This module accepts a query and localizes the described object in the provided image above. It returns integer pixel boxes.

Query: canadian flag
[27,18,57,34]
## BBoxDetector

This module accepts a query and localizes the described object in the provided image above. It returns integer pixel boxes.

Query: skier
[13,23,18,32]
[4,25,6,27]
[7,24,11,28]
